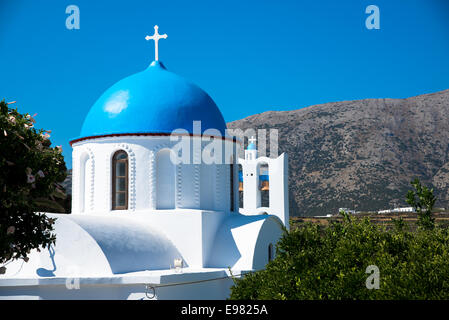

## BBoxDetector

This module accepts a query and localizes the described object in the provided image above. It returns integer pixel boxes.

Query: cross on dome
[145,25,168,61]
[247,136,257,151]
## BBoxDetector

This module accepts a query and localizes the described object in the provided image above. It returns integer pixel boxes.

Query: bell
[260,180,269,191]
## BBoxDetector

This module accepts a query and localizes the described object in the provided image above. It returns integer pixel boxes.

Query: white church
[0,26,289,300]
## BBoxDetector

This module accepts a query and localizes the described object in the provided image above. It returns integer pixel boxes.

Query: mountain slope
[228,89,449,216]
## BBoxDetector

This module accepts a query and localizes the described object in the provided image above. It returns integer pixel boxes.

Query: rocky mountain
[61,169,72,195]
[228,89,449,216]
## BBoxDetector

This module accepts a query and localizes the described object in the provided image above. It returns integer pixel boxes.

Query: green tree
[230,214,449,299]
[0,100,67,273]
[406,178,436,230]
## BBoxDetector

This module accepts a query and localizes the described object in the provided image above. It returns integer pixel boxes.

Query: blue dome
[247,143,256,150]
[78,61,227,139]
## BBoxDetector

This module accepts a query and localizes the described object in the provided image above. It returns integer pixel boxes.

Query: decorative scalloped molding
[193,144,201,208]
[193,164,200,208]
[149,150,156,209]
[86,147,95,212]
[225,165,230,212]
[176,163,182,208]
[214,164,222,210]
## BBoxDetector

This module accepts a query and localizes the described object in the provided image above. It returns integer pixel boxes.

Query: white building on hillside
[378,207,415,214]
[0,26,288,300]
[338,208,356,215]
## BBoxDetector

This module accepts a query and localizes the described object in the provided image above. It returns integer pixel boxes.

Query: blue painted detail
[78,61,227,139]
[238,172,269,182]
[247,143,256,150]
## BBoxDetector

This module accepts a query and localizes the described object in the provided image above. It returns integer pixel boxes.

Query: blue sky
[1,0,448,169]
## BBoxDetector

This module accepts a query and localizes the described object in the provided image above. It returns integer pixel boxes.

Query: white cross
[145,25,167,61]
[249,136,257,144]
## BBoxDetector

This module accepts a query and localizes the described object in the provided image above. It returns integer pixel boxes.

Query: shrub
[406,178,436,230]
[0,100,67,272]
[229,213,449,299]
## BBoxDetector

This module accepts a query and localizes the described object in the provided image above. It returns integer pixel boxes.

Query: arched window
[230,157,235,212]
[112,150,128,210]
[238,164,244,208]
[259,162,269,208]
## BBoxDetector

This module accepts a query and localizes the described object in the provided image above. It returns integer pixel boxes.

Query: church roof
[77,61,227,141]
[2,214,183,278]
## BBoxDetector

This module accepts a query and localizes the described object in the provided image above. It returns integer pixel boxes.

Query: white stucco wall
[0,211,285,300]
[239,153,289,230]
[206,214,284,270]
[0,269,237,300]
[71,136,237,214]
[1,214,182,278]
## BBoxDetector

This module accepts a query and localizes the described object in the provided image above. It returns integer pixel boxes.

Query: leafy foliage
[230,212,449,299]
[0,100,67,271]
[406,178,436,230]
